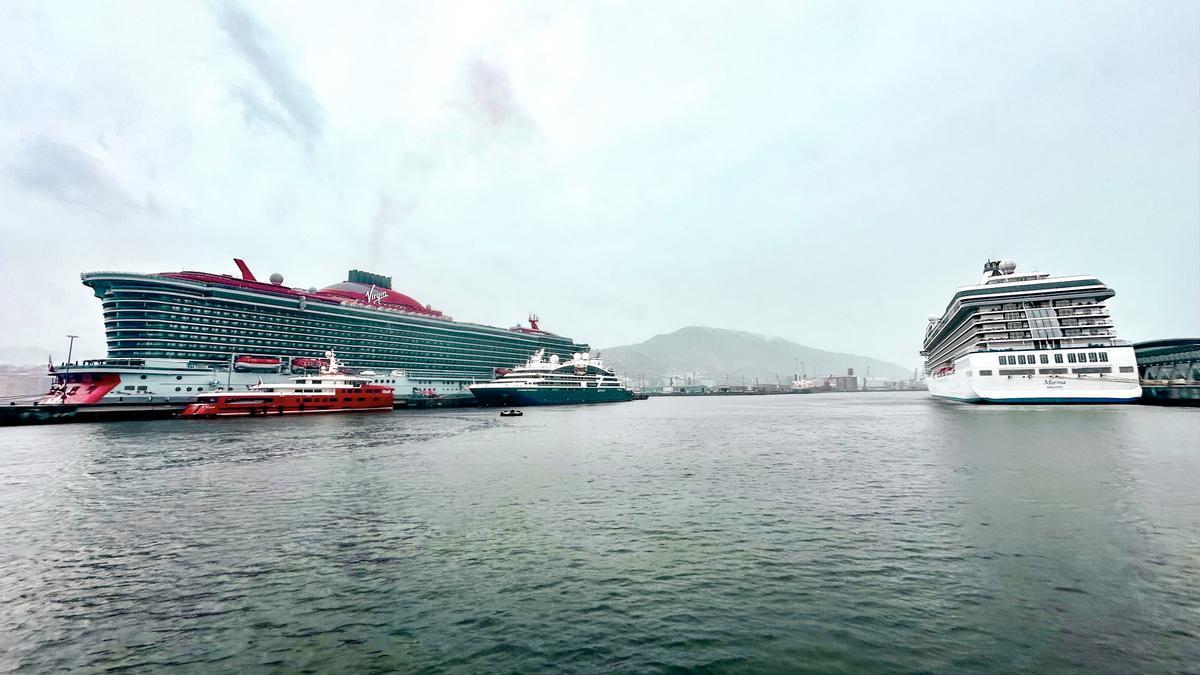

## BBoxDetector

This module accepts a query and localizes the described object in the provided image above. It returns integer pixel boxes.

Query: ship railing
[336,300,455,322]
[80,271,152,279]
[79,358,146,367]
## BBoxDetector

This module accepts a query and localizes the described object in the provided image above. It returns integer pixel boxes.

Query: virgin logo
[365,285,387,304]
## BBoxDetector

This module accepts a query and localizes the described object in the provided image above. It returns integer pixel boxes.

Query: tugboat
[469,349,634,406]
[179,351,393,418]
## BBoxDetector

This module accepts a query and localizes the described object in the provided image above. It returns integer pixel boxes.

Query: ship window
[176,387,181,391]
[1039,354,1048,364]
[979,370,993,376]
[1119,366,1134,373]
[1068,354,1077,363]
[140,375,147,380]
[176,375,182,380]
[124,386,135,391]
[1099,352,1108,362]
[1088,352,1098,362]
[1017,355,1026,364]
[1055,354,1063,363]
[186,387,193,391]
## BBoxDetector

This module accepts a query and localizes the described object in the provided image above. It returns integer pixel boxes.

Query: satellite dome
[999,260,1016,273]
[269,272,284,285]
[550,354,560,364]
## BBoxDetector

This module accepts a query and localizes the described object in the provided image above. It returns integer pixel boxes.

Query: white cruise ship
[922,260,1140,404]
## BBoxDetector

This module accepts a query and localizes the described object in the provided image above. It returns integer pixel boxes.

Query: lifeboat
[291,357,328,371]
[234,355,282,371]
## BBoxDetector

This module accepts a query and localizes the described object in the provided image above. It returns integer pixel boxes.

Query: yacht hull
[469,386,634,406]
[928,349,1141,404]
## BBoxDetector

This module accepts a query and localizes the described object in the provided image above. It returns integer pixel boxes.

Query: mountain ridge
[601,326,913,383]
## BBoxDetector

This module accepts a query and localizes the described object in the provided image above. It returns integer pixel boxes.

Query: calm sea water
[1,393,1197,673]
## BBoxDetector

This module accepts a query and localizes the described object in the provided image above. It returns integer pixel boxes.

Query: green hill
[601,326,912,383]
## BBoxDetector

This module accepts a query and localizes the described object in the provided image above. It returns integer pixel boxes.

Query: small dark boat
[500,409,523,417]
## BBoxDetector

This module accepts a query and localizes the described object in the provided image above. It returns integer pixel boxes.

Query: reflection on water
[1,394,1197,672]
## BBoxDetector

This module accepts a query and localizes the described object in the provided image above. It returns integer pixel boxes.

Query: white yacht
[469,350,634,406]
[922,260,1140,403]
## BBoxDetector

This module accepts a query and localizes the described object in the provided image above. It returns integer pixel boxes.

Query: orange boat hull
[179,389,393,418]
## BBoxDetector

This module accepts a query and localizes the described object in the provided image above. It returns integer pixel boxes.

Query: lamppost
[65,334,78,375]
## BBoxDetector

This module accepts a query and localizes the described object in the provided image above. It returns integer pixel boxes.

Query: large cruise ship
[44,259,589,405]
[922,260,1141,403]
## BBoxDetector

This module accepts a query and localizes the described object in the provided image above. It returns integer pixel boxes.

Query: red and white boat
[179,352,393,418]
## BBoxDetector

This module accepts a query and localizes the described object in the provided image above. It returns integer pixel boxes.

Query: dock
[1134,339,1200,406]
[1,400,188,426]
[0,391,484,426]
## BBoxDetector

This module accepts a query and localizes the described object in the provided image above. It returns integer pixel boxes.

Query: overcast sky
[2,0,1197,367]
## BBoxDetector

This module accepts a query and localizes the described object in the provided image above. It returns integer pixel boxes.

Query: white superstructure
[921,260,1140,403]
[468,349,634,405]
[471,350,625,391]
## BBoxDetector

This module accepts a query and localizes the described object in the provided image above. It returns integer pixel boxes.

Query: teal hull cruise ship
[469,350,634,406]
[46,259,589,405]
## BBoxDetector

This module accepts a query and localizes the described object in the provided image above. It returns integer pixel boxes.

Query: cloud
[232,84,290,133]
[7,136,152,217]
[216,3,323,144]
[366,193,414,270]
[460,57,535,133]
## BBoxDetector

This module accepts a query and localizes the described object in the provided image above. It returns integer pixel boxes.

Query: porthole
[176,387,181,391]
[176,375,182,380]
[140,375,148,380]
[187,387,193,392]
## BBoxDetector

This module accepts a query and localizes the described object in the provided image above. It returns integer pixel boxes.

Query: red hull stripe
[185,406,393,417]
